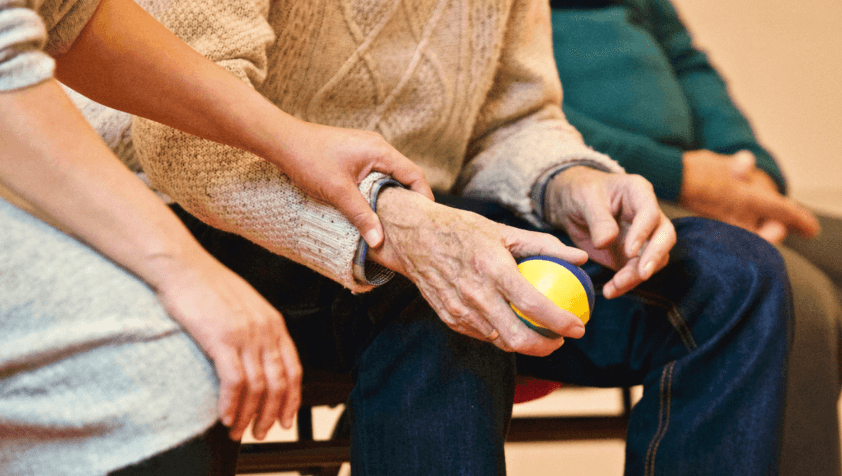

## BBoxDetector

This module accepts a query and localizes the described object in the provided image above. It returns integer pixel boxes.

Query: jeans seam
[666,304,697,351]
[630,289,698,351]
[645,361,675,476]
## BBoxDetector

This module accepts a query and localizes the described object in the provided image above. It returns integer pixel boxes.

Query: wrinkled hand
[152,250,302,441]
[367,187,589,356]
[681,150,819,244]
[545,167,676,299]
[269,121,434,248]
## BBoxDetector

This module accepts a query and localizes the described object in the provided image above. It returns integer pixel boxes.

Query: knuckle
[228,373,247,392]
[631,174,654,189]
[507,332,530,351]
[247,373,267,394]
[441,293,470,319]
[264,378,285,397]
[447,303,471,320]
[221,322,251,344]
[287,365,303,386]
[349,210,372,227]
[249,380,267,395]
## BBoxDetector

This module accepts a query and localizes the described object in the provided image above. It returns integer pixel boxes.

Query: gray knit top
[0,1,220,474]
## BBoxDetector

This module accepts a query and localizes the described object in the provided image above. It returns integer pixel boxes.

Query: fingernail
[642,261,655,279]
[364,229,382,248]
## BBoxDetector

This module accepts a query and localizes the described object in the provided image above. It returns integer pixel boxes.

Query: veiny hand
[681,150,819,244]
[269,120,434,248]
[367,187,589,357]
[545,166,677,299]
[152,250,302,441]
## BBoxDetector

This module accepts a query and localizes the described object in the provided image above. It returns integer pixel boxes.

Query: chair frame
[236,382,631,474]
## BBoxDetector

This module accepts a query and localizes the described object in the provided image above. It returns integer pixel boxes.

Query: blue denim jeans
[172,197,792,476]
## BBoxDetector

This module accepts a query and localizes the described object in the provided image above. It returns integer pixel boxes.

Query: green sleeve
[648,0,787,193]
[563,104,685,201]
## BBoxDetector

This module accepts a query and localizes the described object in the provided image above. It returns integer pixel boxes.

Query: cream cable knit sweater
[130,0,622,293]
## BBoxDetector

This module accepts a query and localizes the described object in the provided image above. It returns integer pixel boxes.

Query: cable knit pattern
[127,0,622,292]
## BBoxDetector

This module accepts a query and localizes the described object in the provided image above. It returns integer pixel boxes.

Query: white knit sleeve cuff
[529,157,624,228]
[352,177,403,286]
[0,6,54,92]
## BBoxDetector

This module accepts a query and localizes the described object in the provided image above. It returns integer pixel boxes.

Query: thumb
[730,150,756,179]
[756,220,788,244]
[335,188,384,248]
[579,188,620,249]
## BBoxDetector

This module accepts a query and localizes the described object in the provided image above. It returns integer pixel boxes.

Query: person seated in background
[72,0,796,474]
[0,0,430,474]
[549,0,842,474]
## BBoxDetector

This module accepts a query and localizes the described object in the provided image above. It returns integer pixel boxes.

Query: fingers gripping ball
[512,256,595,338]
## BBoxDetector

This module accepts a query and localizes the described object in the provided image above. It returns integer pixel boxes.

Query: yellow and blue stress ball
[512,256,595,338]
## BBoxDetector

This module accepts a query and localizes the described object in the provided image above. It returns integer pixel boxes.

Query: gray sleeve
[0,1,55,91]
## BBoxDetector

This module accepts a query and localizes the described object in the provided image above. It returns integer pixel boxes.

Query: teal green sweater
[551,0,786,200]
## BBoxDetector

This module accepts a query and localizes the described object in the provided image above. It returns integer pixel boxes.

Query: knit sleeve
[651,0,786,194]
[453,0,623,227]
[131,0,378,292]
[0,1,54,91]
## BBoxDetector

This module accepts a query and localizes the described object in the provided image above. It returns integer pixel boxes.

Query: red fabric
[513,378,563,404]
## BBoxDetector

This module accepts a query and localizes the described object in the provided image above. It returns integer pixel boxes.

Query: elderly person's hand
[367,188,588,357]
[544,167,677,299]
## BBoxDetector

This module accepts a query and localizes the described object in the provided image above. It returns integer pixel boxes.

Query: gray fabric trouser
[659,201,842,476]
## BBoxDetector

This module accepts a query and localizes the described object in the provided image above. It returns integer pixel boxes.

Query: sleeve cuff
[352,178,403,286]
[530,159,621,225]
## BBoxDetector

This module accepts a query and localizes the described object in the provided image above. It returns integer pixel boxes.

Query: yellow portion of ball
[513,259,591,326]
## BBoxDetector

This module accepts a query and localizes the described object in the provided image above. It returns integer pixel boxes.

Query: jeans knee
[661,218,792,342]
[672,217,789,292]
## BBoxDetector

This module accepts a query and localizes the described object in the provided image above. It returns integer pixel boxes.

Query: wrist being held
[260,119,433,248]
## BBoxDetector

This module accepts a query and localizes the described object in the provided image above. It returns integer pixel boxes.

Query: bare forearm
[0,79,207,291]
[52,0,296,168]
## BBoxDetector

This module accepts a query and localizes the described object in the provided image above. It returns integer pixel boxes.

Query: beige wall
[670,0,842,212]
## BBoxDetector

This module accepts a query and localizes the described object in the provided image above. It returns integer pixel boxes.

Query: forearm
[52,0,297,171]
[651,0,786,193]
[457,0,619,224]
[0,79,207,291]
[133,115,377,292]
[458,105,621,227]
